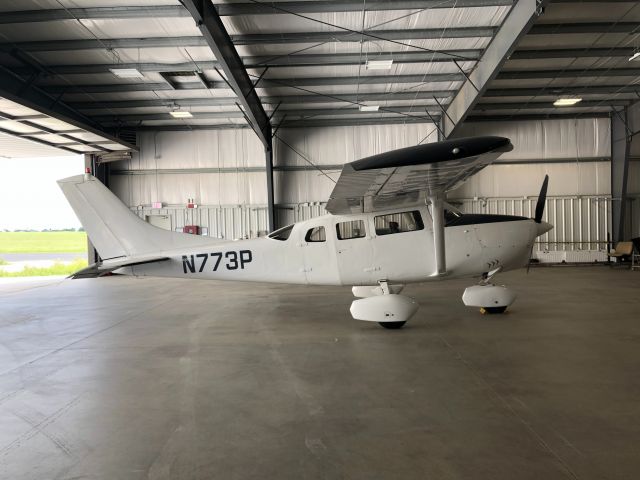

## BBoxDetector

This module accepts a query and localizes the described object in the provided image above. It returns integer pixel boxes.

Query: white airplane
[59,136,552,329]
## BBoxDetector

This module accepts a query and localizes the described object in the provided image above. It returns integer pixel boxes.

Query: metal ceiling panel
[0,131,74,157]
[222,6,511,35]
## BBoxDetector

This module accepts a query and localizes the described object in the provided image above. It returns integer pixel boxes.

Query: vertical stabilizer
[58,174,215,260]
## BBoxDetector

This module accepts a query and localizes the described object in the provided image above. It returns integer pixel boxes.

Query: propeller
[528,175,549,272]
[534,174,549,224]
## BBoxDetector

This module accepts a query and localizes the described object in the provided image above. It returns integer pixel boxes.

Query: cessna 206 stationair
[59,136,552,329]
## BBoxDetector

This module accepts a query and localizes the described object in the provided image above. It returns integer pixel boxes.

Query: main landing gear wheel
[480,306,507,314]
[378,321,407,329]
[350,281,418,328]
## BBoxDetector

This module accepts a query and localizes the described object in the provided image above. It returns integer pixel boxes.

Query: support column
[611,108,631,244]
[265,146,275,232]
[430,195,446,276]
[84,153,110,263]
[84,154,98,264]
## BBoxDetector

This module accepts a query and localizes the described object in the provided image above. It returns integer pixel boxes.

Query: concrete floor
[1,267,639,480]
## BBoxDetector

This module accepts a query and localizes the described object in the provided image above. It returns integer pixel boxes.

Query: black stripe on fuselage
[445,213,528,227]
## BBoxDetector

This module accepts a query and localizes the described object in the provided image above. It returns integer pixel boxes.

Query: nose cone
[536,221,553,236]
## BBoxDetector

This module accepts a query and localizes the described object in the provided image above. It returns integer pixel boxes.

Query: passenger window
[336,220,366,240]
[374,211,424,236]
[305,226,326,243]
[268,224,294,241]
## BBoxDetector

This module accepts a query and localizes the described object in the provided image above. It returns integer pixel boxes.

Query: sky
[0,155,84,231]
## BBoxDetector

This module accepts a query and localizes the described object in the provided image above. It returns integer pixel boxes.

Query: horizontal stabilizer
[69,255,169,279]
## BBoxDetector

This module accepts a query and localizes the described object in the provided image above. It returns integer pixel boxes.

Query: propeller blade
[526,244,534,274]
[534,175,549,223]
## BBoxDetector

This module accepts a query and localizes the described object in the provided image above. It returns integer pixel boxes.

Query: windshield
[268,224,294,241]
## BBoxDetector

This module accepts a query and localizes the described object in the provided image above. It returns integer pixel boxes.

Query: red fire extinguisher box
[183,225,200,235]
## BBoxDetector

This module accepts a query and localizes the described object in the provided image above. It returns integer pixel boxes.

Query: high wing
[326,136,513,214]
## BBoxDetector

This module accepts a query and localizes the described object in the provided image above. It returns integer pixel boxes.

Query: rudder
[58,174,214,260]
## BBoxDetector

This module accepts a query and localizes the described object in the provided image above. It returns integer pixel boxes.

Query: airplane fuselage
[123,206,544,287]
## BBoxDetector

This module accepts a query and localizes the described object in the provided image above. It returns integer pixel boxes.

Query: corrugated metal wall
[109,117,636,258]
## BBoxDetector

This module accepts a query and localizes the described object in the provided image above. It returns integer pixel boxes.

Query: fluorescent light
[359,105,380,112]
[109,68,144,78]
[366,59,393,70]
[553,98,582,107]
[169,111,193,118]
[629,52,640,62]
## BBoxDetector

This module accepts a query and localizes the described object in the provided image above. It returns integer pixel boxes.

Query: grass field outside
[0,231,87,253]
[0,258,87,277]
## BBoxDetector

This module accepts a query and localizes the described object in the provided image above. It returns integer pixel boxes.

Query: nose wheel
[480,306,508,314]
[462,284,515,313]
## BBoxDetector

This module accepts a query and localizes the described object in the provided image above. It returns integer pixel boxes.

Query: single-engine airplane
[59,136,552,329]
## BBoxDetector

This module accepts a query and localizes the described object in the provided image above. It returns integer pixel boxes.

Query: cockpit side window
[268,224,294,241]
[336,220,366,240]
[305,226,326,243]
[374,210,424,235]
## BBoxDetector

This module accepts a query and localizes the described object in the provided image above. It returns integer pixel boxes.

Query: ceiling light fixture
[553,98,582,107]
[109,68,144,78]
[359,105,380,112]
[169,111,193,118]
[629,52,640,62]
[365,59,393,70]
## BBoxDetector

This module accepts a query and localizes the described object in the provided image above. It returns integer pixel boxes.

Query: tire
[378,321,407,329]
[482,306,507,314]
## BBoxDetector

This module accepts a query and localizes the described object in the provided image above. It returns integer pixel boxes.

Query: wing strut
[430,195,446,276]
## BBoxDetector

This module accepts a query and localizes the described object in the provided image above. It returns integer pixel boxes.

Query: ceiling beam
[133,116,438,131]
[92,105,445,123]
[496,68,640,79]
[475,100,629,110]
[466,112,611,122]
[0,1,514,24]
[15,50,482,75]
[180,0,271,149]
[510,47,639,59]
[443,0,547,137]
[229,27,497,45]
[0,65,135,150]
[528,22,640,35]
[280,117,439,128]
[550,0,637,2]
[0,27,496,52]
[67,91,456,110]
[40,73,465,94]
[485,85,640,96]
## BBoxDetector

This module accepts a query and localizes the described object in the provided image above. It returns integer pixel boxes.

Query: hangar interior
[1,1,640,479]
